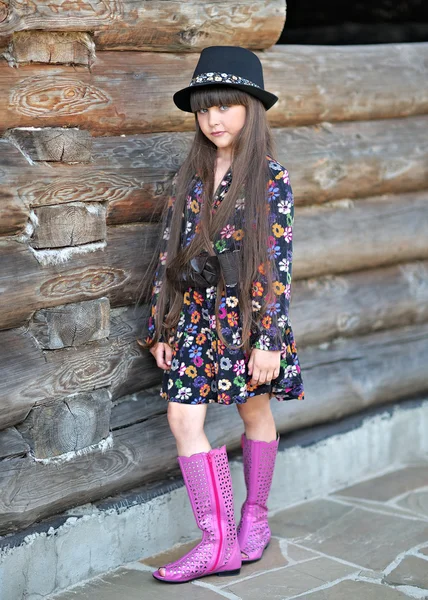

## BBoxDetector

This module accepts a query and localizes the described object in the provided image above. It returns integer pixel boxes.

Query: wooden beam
[30,202,106,249]
[1,116,428,236]
[5,127,93,163]
[0,428,29,460]
[293,191,428,279]
[1,189,428,331]
[0,223,155,331]
[16,389,111,459]
[0,306,156,430]
[29,298,110,349]
[0,321,427,534]
[291,259,428,346]
[8,31,95,65]
[2,256,428,430]
[0,44,427,135]
[0,2,285,53]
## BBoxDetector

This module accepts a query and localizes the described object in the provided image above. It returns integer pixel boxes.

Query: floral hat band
[189,72,262,90]
[173,46,278,113]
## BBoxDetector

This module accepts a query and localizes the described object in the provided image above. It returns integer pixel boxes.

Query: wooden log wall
[0,2,428,535]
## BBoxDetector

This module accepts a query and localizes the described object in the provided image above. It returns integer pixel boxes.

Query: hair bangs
[190,85,250,113]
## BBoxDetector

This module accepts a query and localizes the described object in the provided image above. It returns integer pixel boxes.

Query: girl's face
[196,104,246,152]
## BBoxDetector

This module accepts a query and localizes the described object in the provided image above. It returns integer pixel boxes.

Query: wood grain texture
[30,202,106,249]
[1,115,428,236]
[8,31,95,65]
[1,320,427,534]
[1,189,428,331]
[0,44,427,135]
[29,298,110,349]
[5,127,93,163]
[2,254,428,431]
[0,223,156,330]
[0,428,29,460]
[293,191,428,279]
[0,186,428,329]
[0,306,157,430]
[16,389,111,459]
[292,259,428,347]
[0,1,285,52]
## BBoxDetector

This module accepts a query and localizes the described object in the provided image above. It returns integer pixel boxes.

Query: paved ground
[51,460,428,599]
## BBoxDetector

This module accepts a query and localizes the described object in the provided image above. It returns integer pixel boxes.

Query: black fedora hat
[173,46,278,113]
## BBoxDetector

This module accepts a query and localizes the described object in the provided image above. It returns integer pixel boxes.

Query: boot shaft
[178,445,238,571]
[241,433,280,508]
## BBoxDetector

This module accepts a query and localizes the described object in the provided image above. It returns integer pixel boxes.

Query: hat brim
[173,82,278,113]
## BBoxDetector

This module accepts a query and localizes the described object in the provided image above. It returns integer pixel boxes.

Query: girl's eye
[198,108,208,114]
[220,105,229,111]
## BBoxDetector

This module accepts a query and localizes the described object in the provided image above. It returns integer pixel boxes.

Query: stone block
[224,556,356,599]
[52,567,222,599]
[270,498,428,570]
[297,579,411,599]
[383,555,428,589]
[333,465,428,502]
[396,490,428,518]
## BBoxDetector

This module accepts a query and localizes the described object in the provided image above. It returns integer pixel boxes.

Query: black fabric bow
[166,250,240,292]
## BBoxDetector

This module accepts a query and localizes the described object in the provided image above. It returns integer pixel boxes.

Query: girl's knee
[237,395,272,424]
[167,403,206,439]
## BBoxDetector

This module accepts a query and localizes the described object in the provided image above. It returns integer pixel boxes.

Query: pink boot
[237,432,280,563]
[152,445,242,583]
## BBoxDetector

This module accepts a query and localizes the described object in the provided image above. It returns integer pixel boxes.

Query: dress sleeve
[145,177,177,345]
[251,167,294,351]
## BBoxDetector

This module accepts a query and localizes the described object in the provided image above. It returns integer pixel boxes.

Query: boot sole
[153,567,241,584]
[216,568,241,576]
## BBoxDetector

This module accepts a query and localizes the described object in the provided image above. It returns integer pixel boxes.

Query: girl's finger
[256,369,266,384]
[266,370,274,383]
[250,367,260,385]
[164,344,173,367]
[247,353,254,376]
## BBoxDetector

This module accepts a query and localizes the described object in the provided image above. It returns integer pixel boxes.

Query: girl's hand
[150,342,173,370]
[248,348,281,386]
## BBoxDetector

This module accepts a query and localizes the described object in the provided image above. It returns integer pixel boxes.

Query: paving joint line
[216,556,320,589]
[192,579,242,599]
[327,495,428,521]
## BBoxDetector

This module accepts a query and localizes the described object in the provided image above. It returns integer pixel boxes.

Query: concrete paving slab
[270,498,428,570]
[396,490,428,518]
[333,465,428,502]
[383,555,428,589]
[222,556,357,599]
[330,495,427,519]
[278,540,320,562]
[270,498,355,539]
[296,579,412,599]
[50,567,223,599]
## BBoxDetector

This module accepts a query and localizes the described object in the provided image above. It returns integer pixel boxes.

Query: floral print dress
[144,156,304,405]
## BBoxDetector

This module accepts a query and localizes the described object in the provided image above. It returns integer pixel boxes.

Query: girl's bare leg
[236,393,277,442]
[167,402,211,456]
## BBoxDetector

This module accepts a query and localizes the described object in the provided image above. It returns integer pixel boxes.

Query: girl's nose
[208,108,220,127]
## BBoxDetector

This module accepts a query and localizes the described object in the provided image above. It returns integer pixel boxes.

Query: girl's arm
[145,176,177,345]
[251,165,294,352]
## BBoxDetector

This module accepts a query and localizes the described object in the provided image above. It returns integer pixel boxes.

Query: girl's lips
[211,131,226,136]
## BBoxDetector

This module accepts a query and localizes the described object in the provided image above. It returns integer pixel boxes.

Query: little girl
[138,46,304,583]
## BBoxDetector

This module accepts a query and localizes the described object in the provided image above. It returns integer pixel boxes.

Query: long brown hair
[137,86,278,356]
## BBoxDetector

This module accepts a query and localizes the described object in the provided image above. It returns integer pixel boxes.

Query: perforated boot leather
[152,445,242,583]
[237,432,280,562]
